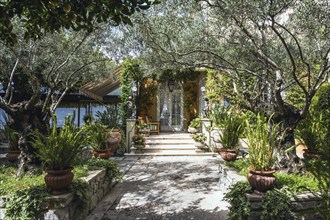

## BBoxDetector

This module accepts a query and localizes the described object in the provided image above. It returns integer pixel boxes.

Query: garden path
[86,156,245,220]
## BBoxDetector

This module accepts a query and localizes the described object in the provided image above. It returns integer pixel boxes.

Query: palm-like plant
[85,122,109,150]
[31,114,86,170]
[245,114,279,171]
[217,111,244,150]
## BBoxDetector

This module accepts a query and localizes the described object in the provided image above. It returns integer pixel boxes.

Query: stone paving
[86,156,245,220]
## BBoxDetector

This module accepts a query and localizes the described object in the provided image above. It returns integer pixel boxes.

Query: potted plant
[31,114,86,195]
[192,133,207,151]
[85,122,112,159]
[295,114,325,159]
[244,114,279,193]
[1,115,20,162]
[132,134,146,152]
[132,127,146,153]
[216,111,244,161]
[188,117,201,134]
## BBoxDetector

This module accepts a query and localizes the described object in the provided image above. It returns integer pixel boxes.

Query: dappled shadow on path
[102,157,231,220]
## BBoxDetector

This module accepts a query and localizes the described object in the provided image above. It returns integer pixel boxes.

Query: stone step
[138,145,196,150]
[125,150,216,157]
[145,140,195,145]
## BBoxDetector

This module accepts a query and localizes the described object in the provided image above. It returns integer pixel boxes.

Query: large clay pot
[93,149,111,159]
[303,149,321,159]
[44,168,74,195]
[218,148,237,161]
[108,129,122,154]
[247,168,276,193]
[6,150,21,162]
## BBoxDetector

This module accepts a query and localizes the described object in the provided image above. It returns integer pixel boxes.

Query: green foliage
[189,117,201,129]
[31,114,86,170]
[275,173,319,192]
[244,114,280,171]
[217,110,245,149]
[310,83,330,131]
[84,121,109,150]
[225,182,298,220]
[192,133,206,143]
[295,114,327,153]
[225,159,250,176]
[224,181,252,220]
[95,105,121,129]
[4,186,48,220]
[0,157,121,219]
[285,84,306,109]
[120,58,144,126]
[79,158,122,182]
[0,0,157,45]
[261,187,297,220]
[210,104,230,127]
[0,114,19,150]
[158,68,198,82]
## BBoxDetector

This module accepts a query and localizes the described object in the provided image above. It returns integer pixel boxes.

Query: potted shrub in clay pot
[31,114,86,195]
[216,110,244,161]
[188,117,201,134]
[85,122,112,159]
[244,114,280,194]
[295,114,325,159]
[132,133,146,153]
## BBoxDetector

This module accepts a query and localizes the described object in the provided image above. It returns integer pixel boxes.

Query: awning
[79,66,121,101]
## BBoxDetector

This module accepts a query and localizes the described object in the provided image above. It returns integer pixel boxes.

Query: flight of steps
[0,143,8,160]
[126,133,216,156]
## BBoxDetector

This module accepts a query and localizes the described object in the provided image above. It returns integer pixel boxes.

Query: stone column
[126,119,136,152]
[201,118,212,148]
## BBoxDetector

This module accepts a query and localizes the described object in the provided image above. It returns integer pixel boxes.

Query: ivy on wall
[157,68,198,82]
[119,58,144,127]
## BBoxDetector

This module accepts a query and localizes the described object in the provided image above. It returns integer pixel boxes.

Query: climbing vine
[119,58,144,127]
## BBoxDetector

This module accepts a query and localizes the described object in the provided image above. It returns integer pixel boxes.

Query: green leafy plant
[192,133,206,143]
[217,110,244,150]
[295,114,327,153]
[31,114,86,170]
[85,122,110,150]
[132,133,146,146]
[244,114,280,171]
[4,186,48,220]
[95,105,120,129]
[0,114,19,150]
[224,181,252,220]
[211,104,229,127]
[189,117,201,129]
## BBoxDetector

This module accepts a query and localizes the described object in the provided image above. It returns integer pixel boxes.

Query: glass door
[158,82,183,131]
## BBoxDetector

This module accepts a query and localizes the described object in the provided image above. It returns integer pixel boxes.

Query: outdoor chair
[145,116,160,134]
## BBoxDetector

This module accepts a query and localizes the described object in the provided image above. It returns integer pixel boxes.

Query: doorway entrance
[157,82,183,132]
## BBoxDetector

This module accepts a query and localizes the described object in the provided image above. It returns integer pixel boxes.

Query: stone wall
[246,192,325,220]
[0,169,114,220]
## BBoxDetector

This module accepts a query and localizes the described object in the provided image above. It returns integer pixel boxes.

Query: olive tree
[102,0,330,170]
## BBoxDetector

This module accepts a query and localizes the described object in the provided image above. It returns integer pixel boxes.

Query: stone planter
[188,127,198,134]
[247,168,276,193]
[45,168,74,195]
[218,148,237,161]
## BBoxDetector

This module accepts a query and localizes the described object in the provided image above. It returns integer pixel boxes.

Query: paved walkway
[86,156,245,220]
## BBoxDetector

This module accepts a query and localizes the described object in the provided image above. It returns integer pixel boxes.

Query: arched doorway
[157,82,183,132]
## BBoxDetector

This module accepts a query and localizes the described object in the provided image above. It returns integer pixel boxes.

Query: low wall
[247,192,324,220]
[1,169,114,220]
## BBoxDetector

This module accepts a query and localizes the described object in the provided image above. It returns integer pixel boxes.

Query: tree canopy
[0,0,159,45]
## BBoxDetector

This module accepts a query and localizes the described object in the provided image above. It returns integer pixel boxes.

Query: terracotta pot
[218,148,237,161]
[6,150,21,162]
[247,168,276,193]
[44,168,74,195]
[303,149,321,159]
[93,149,111,159]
